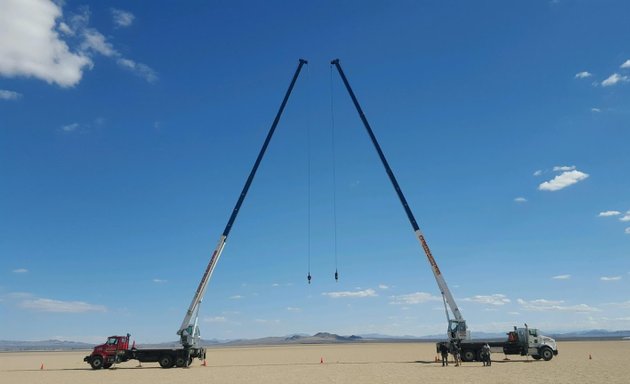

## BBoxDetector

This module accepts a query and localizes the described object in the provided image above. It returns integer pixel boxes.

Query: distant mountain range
[2,329,629,351]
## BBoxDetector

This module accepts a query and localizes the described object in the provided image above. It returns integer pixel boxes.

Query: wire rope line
[306,64,312,284]
[329,64,339,282]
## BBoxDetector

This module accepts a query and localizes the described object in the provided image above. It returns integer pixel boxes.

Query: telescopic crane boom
[177,59,308,348]
[330,59,467,341]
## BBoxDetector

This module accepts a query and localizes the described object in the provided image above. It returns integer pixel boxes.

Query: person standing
[452,341,461,367]
[482,343,492,367]
[439,343,449,366]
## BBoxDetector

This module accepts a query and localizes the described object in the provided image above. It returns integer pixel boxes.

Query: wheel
[531,355,542,360]
[90,355,104,370]
[540,347,554,361]
[462,350,476,362]
[159,355,173,368]
[175,356,187,367]
[103,363,113,369]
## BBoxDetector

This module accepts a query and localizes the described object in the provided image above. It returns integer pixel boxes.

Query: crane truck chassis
[436,326,558,362]
[84,334,206,369]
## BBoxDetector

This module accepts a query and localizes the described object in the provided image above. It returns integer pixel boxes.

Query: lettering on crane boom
[419,234,441,276]
[193,249,218,298]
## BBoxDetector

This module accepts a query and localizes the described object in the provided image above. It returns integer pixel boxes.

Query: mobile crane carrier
[84,58,556,369]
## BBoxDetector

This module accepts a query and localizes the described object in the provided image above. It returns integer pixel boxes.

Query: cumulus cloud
[600,276,621,281]
[19,297,106,313]
[517,298,599,313]
[0,0,92,87]
[0,89,22,100]
[464,294,510,306]
[514,197,527,203]
[552,165,575,172]
[389,292,440,305]
[552,274,571,280]
[0,1,155,87]
[323,289,377,299]
[602,73,629,87]
[620,60,630,69]
[111,8,135,28]
[538,169,589,191]
[619,212,630,222]
[575,71,592,79]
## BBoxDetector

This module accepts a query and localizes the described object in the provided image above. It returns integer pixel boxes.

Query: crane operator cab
[448,319,470,341]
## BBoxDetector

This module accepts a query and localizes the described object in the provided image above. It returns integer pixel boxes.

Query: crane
[330,59,468,342]
[177,59,308,349]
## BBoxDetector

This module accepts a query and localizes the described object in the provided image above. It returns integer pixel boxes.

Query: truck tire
[462,350,476,362]
[175,356,188,367]
[90,355,104,370]
[540,347,554,361]
[159,355,174,368]
[531,355,542,360]
[103,363,113,369]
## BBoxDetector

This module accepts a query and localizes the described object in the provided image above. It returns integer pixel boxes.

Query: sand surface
[0,341,627,384]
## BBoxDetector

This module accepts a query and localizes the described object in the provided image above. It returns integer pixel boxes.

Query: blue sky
[1,0,629,343]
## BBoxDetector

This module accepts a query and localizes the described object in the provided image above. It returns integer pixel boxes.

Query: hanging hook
[334,269,338,282]
[307,273,312,284]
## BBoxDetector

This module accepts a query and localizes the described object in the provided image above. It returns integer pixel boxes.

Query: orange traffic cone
[40,363,44,370]
[320,357,324,364]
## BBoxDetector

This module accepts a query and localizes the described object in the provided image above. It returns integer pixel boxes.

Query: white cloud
[203,316,226,323]
[0,89,22,100]
[61,122,79,132]
[552,165,576,172]
[538,170,589,191]
[598,210,621,217]
[116,58,158,83]
[286,307,301,312]
[517,298,599,313]
[464,294,510,306]
[378,284,389,290]
[552,274,571,280]
[81,29,116,57]
[591,108,601,113]
[600,276,621,281]
[514,197,527,203]
[323,289,377,299]
[229,295,244,300]
[111,9,135,28]
[0,0,92,87]
[620,60,630,69]
[602,73,629,87]
[533,170,543,176]
[619,213,630,222]
[575,71,592,79]
[389,292,440,305]
[152,278,167,283]
[626,227,630,235]
[19,297,106,313]
[12,268,28,273]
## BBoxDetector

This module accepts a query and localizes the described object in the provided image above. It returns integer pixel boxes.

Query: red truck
[84,334,206,369]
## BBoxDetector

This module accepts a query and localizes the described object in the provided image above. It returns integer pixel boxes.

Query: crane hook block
[334,270,339,282]
[307,273,312,284]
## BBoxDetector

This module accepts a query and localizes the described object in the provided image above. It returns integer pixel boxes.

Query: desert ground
[0,341,627,384]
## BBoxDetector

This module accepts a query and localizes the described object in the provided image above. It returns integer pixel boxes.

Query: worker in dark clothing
[439,343,449,366]
[452,341,461,367]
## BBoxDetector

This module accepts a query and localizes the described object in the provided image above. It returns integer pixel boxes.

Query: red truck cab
[84,334,130,369]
